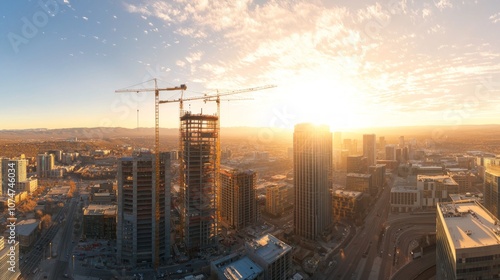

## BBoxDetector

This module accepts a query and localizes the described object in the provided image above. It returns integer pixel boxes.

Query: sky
[1,0,499,131]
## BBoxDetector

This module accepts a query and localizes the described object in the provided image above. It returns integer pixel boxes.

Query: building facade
[219,169,258,230]
[484,166,500,219]
[363,134,376,167]
[83,204,117,239]
[346,173,372,195]
[0,236,20,280]
[294,123,332,240]
[1,158,27,195]
[37,153,54,178]
[346,155,367,174]
[116,152,171,267]
[332,190,365,222]
[417,175,459,208]
[266,185,289,217]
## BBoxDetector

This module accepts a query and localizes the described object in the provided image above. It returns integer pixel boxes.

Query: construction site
[179,111,220,254]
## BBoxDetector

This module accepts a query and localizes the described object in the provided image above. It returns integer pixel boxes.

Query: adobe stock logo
[7,0,68,53]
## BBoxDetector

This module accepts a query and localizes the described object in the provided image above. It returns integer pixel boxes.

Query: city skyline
[1,1,500,130]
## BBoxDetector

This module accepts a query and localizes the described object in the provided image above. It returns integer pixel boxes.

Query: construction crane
[159,84,276,246]
[114,78,186,269]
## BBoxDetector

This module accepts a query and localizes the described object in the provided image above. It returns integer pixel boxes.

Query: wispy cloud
[124,0,500,126]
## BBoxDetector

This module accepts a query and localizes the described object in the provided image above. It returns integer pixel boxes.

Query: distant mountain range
[0,127,291,140]
[1,124,500,141]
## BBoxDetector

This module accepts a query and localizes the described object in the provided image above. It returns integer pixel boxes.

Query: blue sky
[1,0,499,130]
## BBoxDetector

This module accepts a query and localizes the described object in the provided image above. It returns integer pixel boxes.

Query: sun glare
[281,77,365,131]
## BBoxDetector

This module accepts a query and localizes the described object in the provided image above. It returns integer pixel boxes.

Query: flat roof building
[83,204,117,240]
[211,253,264,280]
[417,175,459,208]
[246,234,292,280]
[437,200,500,279]
[332,190,366,223]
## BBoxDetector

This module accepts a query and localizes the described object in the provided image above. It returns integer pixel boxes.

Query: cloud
[82,16,88,21]
[124,0,500,122]
[176,60,186,67]
[490,12,500,24]
[434,0,453,11]
[185,51,203,63]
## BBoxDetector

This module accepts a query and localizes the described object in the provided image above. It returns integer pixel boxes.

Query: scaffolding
[179,111,219,253]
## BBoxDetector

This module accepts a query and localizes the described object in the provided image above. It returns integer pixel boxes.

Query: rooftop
[333,189,363,198]
[346,173,371,179]
[221,257,263,280]
[246,234,291,264]
[83,204,117,216]
[391,186,418,193]
[438,201,500,250]
[16,219,39,236]
[417,175,458,186]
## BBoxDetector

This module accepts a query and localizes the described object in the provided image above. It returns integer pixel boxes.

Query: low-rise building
[211,253,264,280]
[390,186,421,212]
[16,219,41,253]
[83,204,117,239]
[246,234,292,280]
[346,173,372,195]
[265,185,291,217]
[417,175,459,208]
[17,178,38,193]
[332,190,366,222]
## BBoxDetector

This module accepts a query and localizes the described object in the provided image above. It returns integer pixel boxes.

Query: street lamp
[49,242,52,259]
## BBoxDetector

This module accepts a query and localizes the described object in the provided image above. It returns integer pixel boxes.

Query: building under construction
[179,111,219,253]
[116,151,172,267]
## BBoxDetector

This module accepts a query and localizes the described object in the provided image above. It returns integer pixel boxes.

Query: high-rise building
[116,152,171,267]
[37,153,54,178]
[333,132,342,150]
[1,158,27,195]
[219,169,258,230]
[378,136,386,150]
[437,201,500,279]
[180,112,219,252]
[484,166,500,219]
[294,123,332,240]
[342,139,358,155]
[245,234,292,280]
[399,136,405,148]
[363,134,376,167]
[47,150,63,162]
[385,145,396,161]
[0,236,20,280]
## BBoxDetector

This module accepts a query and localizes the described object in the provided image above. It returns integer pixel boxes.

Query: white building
[245,234,292,280]
[437,201,500,279]
[417,175,459,208]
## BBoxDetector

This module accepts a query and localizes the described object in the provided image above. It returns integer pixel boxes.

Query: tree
[41,214,52,229]
[67,180,77,198]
